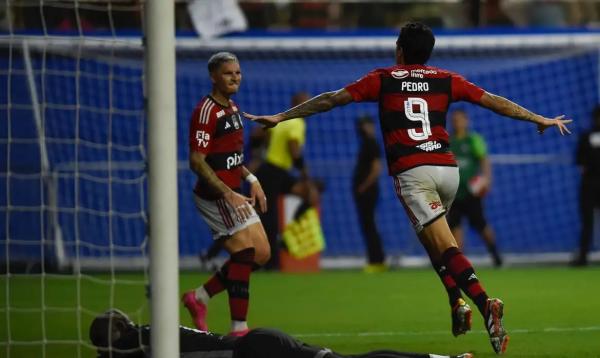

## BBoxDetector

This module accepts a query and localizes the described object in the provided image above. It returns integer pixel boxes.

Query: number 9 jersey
[345,65,484,176]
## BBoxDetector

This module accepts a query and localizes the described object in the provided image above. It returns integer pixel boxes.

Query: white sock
[231,320,248,332]
[194,286,210,305]
[429,355,450,358]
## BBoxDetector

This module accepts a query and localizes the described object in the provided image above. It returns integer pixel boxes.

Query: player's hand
[479,177,491,197]
[249,181,267,214]
[243,112,283,129]
[223,190,254,222]
[537,115,572,135]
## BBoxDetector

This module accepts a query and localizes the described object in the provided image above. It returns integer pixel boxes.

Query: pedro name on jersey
[345,65,484,175]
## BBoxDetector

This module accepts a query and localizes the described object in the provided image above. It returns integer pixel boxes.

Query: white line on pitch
[292,326,600,338]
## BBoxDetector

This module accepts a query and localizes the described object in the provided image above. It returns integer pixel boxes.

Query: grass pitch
[1,266,599,357]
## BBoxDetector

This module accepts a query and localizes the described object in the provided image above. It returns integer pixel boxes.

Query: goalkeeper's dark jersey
[96,325,237,358]
[345,64,484,175]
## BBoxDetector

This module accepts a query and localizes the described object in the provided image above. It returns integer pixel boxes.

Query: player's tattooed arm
[280,89,353,120]
[480,92,542,123]
[190,152,253,219]
[480,92,572,135]
[244,89,353,128]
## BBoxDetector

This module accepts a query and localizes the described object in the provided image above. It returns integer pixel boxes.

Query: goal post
[145,0,179,357]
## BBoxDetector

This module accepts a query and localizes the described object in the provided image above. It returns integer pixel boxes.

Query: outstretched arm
[244,89,354,128]
[479,92,572,135]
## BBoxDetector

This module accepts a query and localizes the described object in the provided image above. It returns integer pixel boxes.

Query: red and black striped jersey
[345,64,484,175]
[189,95,245,200]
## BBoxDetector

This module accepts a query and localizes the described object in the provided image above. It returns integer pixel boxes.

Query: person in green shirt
[447,110,502,267]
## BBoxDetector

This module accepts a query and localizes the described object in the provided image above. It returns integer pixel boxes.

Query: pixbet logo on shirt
[196,131,210,148]
[227,153,244,169]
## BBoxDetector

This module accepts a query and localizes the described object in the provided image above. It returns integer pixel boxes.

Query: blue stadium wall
[1,32,598,263]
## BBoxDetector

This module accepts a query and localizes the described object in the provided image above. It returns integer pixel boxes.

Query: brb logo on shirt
[429,200,442,210]
[196,130,210,148]
[226,152,244,169]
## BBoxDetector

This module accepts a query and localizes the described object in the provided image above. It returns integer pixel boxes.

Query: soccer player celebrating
[89,309,473,358]
[183,52,270,336]
[245,23,572,354]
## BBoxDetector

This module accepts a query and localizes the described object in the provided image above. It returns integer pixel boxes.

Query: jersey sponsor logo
[195,130,210,148]
[391,69,410,79]
[468,273,478,281]
[410,69,438,78]
[216,110,226,118]
[226,152,244,169]
[429,200,442,210]
[224,121,231,129]
[416,140,442,152]
[401,81,429,92]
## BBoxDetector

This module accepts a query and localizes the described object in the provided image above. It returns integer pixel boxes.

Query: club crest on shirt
[391,69,410,79]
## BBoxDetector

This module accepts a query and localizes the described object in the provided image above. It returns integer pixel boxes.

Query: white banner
[188,0,248,40]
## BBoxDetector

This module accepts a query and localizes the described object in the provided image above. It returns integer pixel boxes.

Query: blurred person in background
[447,110,502,267]
[572,105,600,266]
[256,91,320,270]
[353,115,387,273]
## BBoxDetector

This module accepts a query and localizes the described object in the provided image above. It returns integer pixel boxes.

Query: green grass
[1,266,599,357]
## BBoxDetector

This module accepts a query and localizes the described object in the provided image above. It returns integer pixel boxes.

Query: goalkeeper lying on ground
[89,309,472,358]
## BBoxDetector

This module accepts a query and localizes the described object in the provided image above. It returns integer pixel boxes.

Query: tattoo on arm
[191,154,231,196]
[281,91,337,120]
[281,89,352,120]
[483,93,541,124]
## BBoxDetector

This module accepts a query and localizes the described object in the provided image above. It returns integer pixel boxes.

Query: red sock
[442,247,489,315]
[203,261,228,297]
[227,248,255,322]
[426,249,463,306]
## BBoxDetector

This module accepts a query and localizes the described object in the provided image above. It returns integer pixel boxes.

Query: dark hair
[396,22,435,65]
[207,52,238,74]
[89,309,133,348]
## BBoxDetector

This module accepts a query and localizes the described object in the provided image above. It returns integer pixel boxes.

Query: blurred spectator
[572,105,600,266]
[255,92,320,270]
[55,8,95,33]
[501,0,600,27]
[290,2,341,29]
[0,2,9,30]
[353,115,387,273]
[239,2,279,29]
[447,110,502,267]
